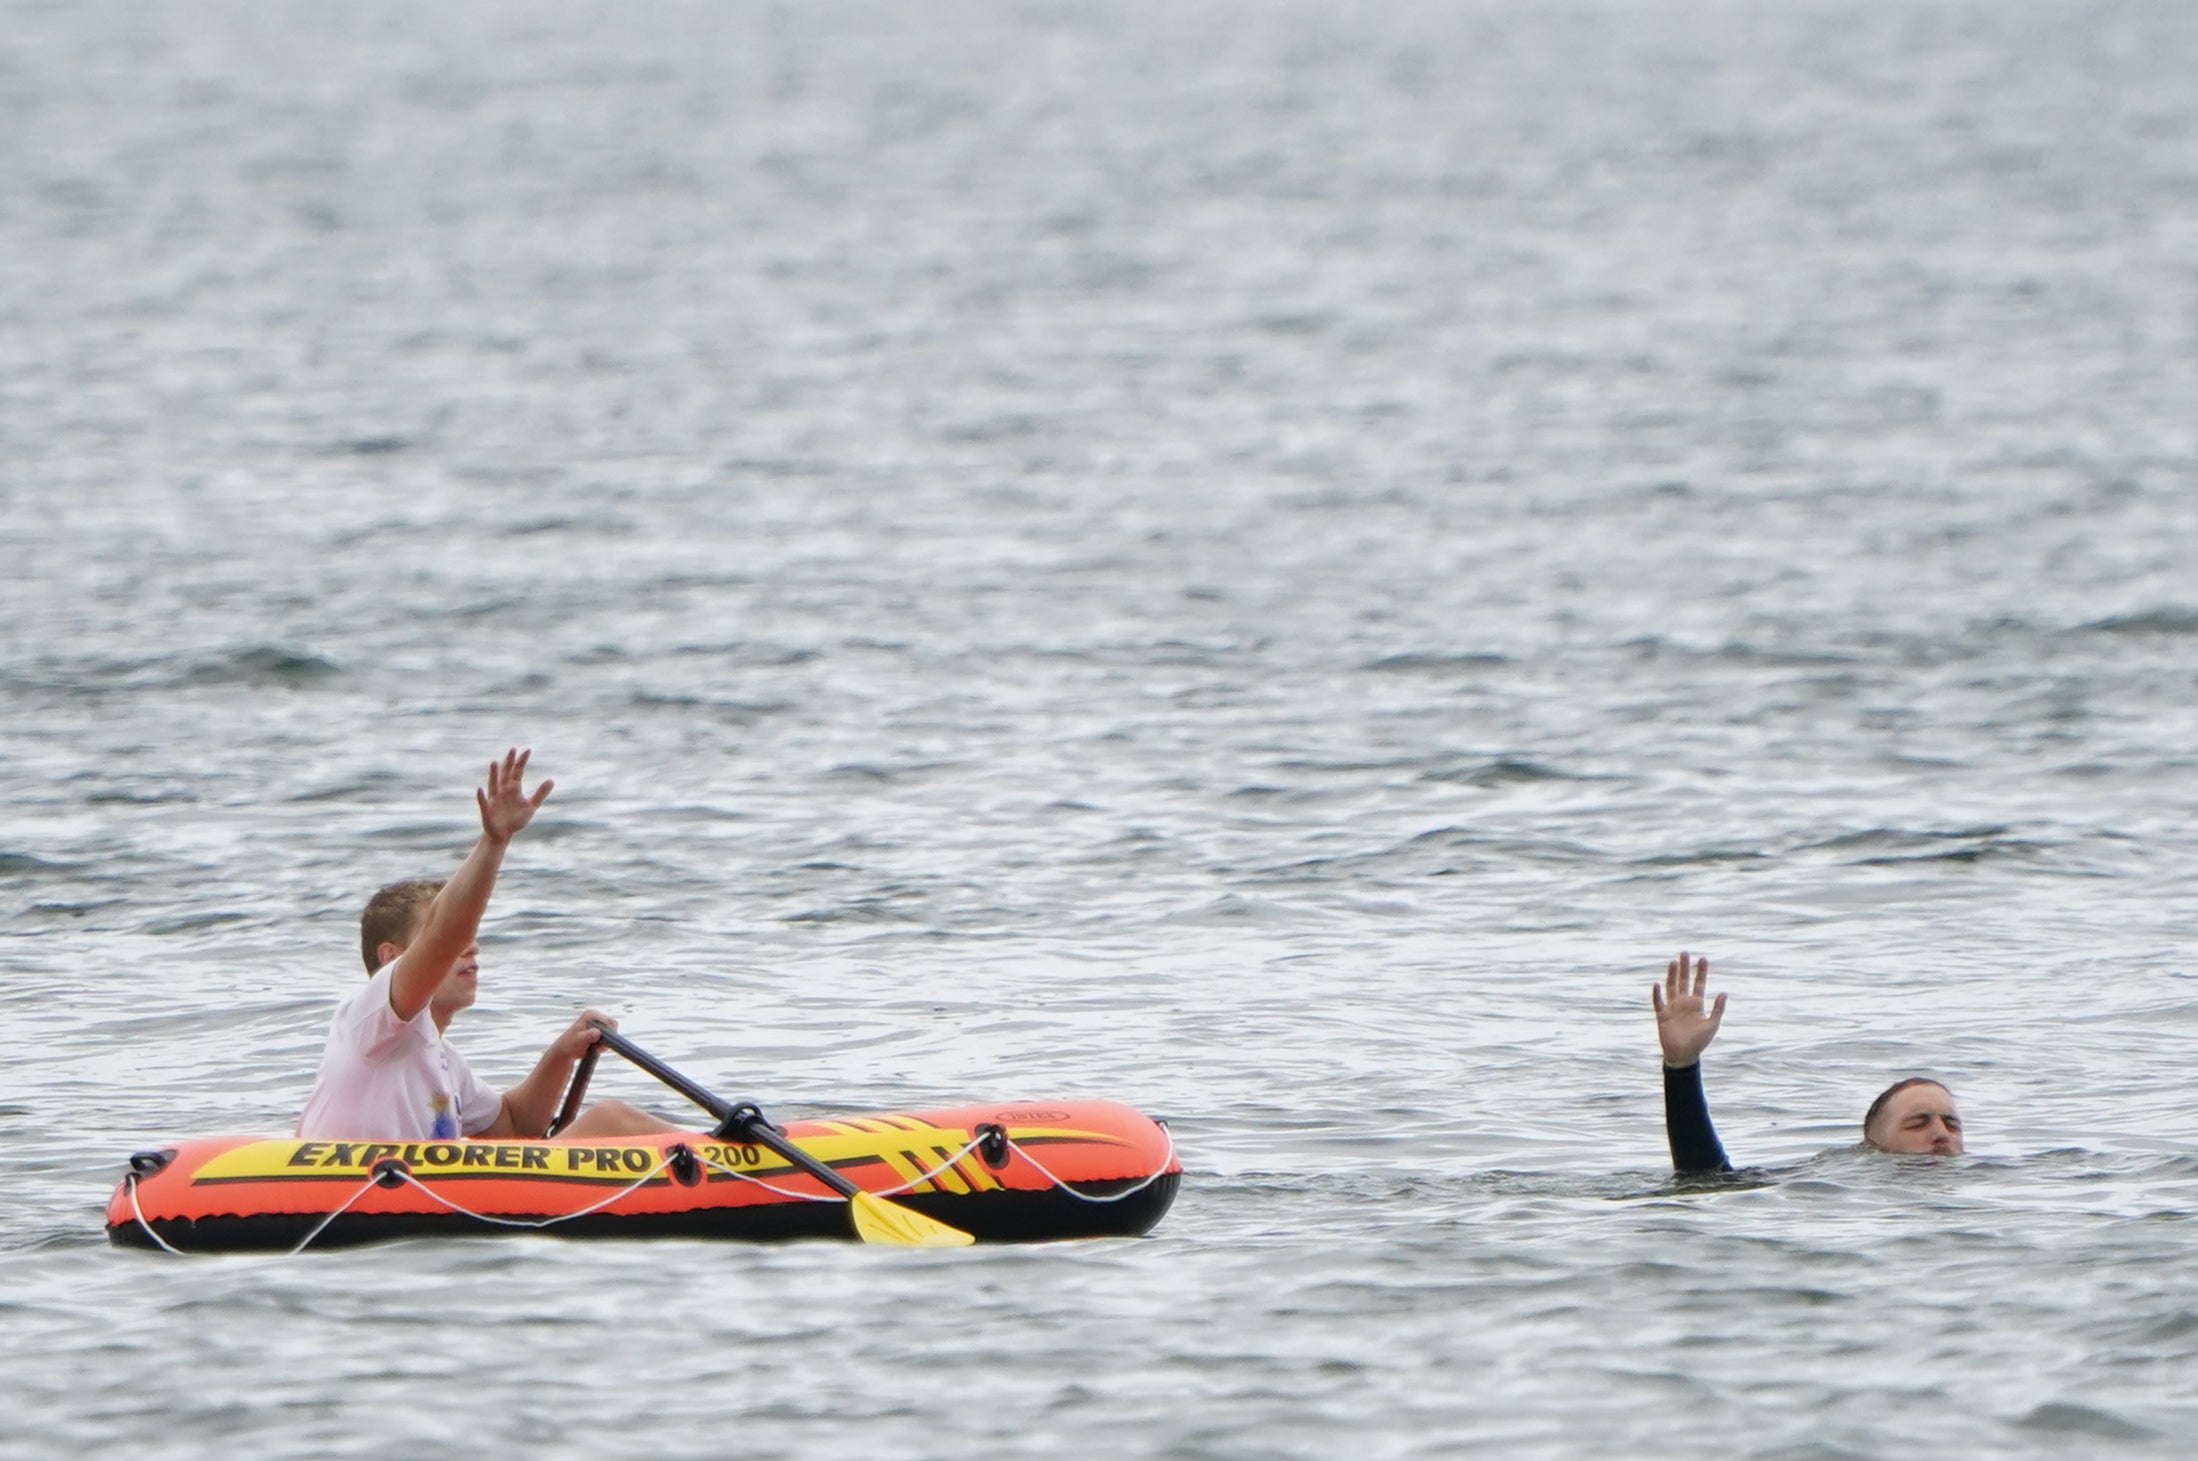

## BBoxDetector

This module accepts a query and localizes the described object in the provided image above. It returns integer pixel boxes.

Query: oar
[585,1024,973,1248]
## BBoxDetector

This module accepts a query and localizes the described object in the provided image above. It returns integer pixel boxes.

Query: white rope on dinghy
[126,1168,386,1258]
[282,1171,393,1254]
[1000,1123,1179,1204]
[386,1154,675,1229]
[123,1174,188,1256]
[867,1134,990,1197]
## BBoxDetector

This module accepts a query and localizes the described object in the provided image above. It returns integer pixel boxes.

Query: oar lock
[710,1101,778,1143]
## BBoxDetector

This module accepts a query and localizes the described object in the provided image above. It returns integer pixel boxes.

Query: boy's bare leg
[558,1100,690,1138]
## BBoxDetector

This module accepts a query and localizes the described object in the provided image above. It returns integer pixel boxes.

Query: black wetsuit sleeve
[1663,1062,1732,1174]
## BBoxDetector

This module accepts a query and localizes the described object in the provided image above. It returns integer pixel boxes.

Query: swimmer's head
[1862,1078,1963,1156]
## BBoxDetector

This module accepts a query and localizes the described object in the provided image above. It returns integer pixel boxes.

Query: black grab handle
[546,1041,603,1137]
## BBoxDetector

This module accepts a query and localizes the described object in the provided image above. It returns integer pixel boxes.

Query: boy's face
[428,938,482,1021]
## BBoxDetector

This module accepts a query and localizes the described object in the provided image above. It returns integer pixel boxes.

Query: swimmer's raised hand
[477,747,554,845]
[1652,950,1726,1069]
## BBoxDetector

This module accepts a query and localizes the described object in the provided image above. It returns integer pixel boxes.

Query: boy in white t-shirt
[298,748,679,1141]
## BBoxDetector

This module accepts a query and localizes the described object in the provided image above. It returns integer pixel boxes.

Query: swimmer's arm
[1652,950,1732,1174]
[1663,1061,1732,1174]
[389,750,554,1022]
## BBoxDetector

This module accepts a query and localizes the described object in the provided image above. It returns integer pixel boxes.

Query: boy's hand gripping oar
[582,1024,974,1248]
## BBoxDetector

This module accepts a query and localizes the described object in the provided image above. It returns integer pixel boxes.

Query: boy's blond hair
[359,878,444,973]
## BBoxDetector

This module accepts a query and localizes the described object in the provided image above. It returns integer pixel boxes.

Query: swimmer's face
[1867,1083,1963,1156]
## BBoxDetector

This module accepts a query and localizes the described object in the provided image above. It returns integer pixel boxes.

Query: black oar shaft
[720,1104,861,1199]
[586,1026,857,1197]
[588,1025,735,1122]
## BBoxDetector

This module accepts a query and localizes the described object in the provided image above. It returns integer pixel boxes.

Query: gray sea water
[6,1,2198,1455]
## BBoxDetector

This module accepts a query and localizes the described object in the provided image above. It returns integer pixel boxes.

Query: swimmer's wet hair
[359,878,445,973]
[1862,1076,1952,1145]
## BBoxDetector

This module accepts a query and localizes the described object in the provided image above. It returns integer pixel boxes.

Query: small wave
[4,1230,105,1255]
[718,455,835,480]
[1621,636,1861,667]
[174,647,340,688]
[1360,652,1510,675]
[28,899,125,918]
[668,640,815,666]
[1420,757,1584,788]
[1712,642,1862,668]
[1401,826,1606,864]
[1852,843,2052,867]
[2054,761,2115,778]
[781,899,924,925]
[0,853,80,880]
[1250,309,1336,336]
[503,515,638,538]
[287,772,404,803]
[9,646,339,693]
[628,692,790,724]
[2074,606,2198,636]
[1271,756,1432,775]
[142,911,251,935]
[2015,1402,2155,1440]
[1800,825,2060,868]
[447,596,524,623]
[934,412,1052,443]
[1629,847,1771,868]
[1804,826,2007,854]
[1158,893,1294,926]
[2133,1311,2198,1343]
[824,761,955,784]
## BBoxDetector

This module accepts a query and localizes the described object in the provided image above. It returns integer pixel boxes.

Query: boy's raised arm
[388,749,554,1022]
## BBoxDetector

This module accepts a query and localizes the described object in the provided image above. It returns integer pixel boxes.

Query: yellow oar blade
[849,1191,974,1248]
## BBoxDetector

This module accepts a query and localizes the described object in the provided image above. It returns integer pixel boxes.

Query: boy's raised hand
[477,747,554,844]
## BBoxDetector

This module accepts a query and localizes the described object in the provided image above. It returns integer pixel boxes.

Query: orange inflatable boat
[109,1098,1179,1253]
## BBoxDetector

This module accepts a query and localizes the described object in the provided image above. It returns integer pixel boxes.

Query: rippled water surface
[6,2,2198,1456]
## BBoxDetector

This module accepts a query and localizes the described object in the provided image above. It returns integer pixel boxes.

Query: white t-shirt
[297,963,504,1140]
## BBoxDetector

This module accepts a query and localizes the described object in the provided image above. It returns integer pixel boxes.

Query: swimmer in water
[1652,951,1964,1174]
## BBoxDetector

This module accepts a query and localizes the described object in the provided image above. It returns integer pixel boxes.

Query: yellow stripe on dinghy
[187,1122,1129,1187]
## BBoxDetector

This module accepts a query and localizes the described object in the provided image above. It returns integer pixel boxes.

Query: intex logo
[997,1109,1072,1122]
